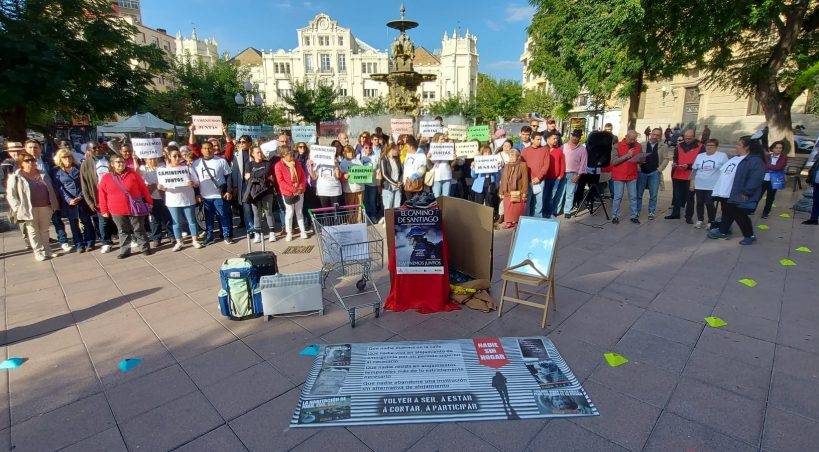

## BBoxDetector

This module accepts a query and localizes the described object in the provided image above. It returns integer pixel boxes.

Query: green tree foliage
[360,96,389,116]
[426,96,477,119]
[335,96,361,118]
[475,73,524,122]
[0,0,169,140]
[520,89,558,119]
[281,81,344,139]
[660,0,818,150]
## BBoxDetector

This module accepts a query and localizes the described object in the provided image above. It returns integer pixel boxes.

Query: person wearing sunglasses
[6,150,60,261]
[97,156,154,258]
[52,149,96,252]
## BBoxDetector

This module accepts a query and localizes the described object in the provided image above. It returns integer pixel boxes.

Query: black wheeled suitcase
[242,228,278,277]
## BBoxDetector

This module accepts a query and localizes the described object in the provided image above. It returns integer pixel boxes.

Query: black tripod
[572,173,609,220]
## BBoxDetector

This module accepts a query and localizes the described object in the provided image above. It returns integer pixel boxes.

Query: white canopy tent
[97,112,176,134]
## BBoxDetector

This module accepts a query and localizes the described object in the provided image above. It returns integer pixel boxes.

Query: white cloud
[485,60,523,71]
[485,19,501,31]
[505,4,535,22]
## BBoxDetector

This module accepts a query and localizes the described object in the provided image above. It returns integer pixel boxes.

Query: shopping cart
[309,204,384,327]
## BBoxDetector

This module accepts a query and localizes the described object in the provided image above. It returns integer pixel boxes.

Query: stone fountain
[371,5,436,116]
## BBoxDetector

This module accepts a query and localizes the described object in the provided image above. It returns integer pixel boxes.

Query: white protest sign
[420,120,444,138]
[191,115,223,135]
[131,138,163,159]
[260,140,278,159]
[455,141,480,159]
[292,125,317,144]
[428,142,455,161]
[390,118,414,139]
[310,145,337,167]
[235,124,262,140]
[156,167,191,189]
[474,155,502,174]
[446,124,467,141]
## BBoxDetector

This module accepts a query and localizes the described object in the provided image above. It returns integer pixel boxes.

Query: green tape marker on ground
[738,278,757,288]
[795,246,812,253]
[757,224,769,231]
[704,316,727,328]
[779,213,791,219]
[779,258,797,267]
[603,352,629,367]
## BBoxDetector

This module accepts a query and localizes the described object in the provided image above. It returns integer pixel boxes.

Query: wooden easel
[497,259,556,328]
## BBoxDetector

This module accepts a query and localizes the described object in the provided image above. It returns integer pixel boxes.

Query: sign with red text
[191,115,223,135]
[473,338,510,368]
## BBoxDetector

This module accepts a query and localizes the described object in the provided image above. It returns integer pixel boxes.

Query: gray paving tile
[106,364,198,422]
[773,344,819,381]
[570,380,660,451]
[175,425,247,452]
[407,423,498,452]
[601,282,660,307]
[347,423,435,452]
[631,310,703,347]
[613,329,692,374]
[648,293,715,323]
[290,428,369,451]
[525,421,626,451]
[711,305,779,342]
[201,362,295,420]
[180,340,262,387]
[590,359,679,408]
[666,376,765,444]
[119,391,224,450]
[229,388,318,451]
[682,348,771,401]
[769,371,819,421]
[61,427,127,452]
[460,418,547,452]
[644,412,755,452]
[10,393,116,451]
[695,328,776,370]
[776,322,819,355]
[762,406,819,451]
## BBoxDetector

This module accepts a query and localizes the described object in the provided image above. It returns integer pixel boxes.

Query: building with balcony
[175,29,219,67]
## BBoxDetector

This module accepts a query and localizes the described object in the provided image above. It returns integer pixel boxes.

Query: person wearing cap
[561,129,587,218]
[6,150,61,261]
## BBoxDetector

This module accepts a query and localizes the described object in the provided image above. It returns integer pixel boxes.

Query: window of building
[285,63,290,74]
[422,91,436,100]
[337,54,346,73]
[118,0,139,9]
[339,88,348,96]
[338,36,344,46]
[361,62,377,74]
[303,36,310,46]
[364,88,378,98]
[747,95,763,116]
[305,54,313,73]
[320,54,331,72]
[318,36,329,46]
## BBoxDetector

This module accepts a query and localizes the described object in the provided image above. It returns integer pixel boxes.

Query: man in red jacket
[610,130,643,224]
[665,129,703,221]
[520,132,550,217]
[543,131,566,218]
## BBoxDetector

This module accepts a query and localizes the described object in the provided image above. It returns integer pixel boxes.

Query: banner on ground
[292,125,317,144]
[447,124,468,141]
[131,138,163,159]
[191,115,223,135]
[455,141,480,159]
[467,125,490,142]
[291,337,598,427]
[235,124,263,141]
[390,118,414,138]
[348,165,373,184]
[394,208,443,274]
[428,142,455,161]
[156,167,191,189]
[474,155,502,174]
[420,121,444,138]
[310,145,337,167]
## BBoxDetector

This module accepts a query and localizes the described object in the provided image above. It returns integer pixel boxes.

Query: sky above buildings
[141,0,533,81]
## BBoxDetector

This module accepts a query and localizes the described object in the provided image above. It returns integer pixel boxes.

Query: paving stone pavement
[1,188,818,451]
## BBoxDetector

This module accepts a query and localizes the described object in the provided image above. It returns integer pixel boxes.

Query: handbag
[424,162,435,187]
[284,194,300,205]
[111,172,150,216]
[403,178,424,193]
[202,161,228,196]
[509,190,522,203]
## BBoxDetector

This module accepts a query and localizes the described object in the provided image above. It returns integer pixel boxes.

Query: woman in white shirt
[158,146,203,251]
[690,139,728,229]
[308,152,342,208]
[338,145,364,206]
[428,133,455,198]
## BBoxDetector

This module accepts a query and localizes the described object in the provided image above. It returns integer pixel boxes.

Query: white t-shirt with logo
[193,157,231,199]
[692,151,728,191]
[315,164,342,197]
[711,155,747,198]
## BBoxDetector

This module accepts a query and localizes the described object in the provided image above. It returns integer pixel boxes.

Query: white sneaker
[253,234,261,244]
[694,221,703,229]
[300,231,308,239]
[182,232,189,237]
[223,238,233,245]
[100,244,112,254]
[286,234,294,242]
[34,253,47,262]
[192,239,203,249]
[268,233,276,242]
[130,242,140,250]
[172,241,183,252]
[61,243,73,252]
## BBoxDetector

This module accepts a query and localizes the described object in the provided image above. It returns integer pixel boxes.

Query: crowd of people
[3,117,818,261]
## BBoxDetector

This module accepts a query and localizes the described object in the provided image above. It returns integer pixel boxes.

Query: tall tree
[661,0,818,152]
[520,89,558,119]
[527,0,677,130]
[0,0,168,140]
[475,73,524,122]
[281,81,344,142]
[426,96,477,120]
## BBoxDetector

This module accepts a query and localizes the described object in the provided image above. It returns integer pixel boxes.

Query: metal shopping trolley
[309,204,384,327]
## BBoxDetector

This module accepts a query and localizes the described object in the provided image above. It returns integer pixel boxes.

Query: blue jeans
[168,205,199,240]
[95,212,114,245]
[542,178,556,217]
[364,185,379,221]
[382,186,402,210]
[636,171,661,215]
[203,197,232,241]
[68,214,95,249]
[562,173,578,215]
[550,177,567,217]
[432,179,452,198]
[612,180,639,219]
[51,210,67,244]
[527,181,545,217]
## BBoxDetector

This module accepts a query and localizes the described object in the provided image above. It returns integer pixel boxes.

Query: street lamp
[235,81,264,133]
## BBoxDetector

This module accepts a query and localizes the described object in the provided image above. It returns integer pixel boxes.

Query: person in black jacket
[803,160,819,225]
[708,137,765,245]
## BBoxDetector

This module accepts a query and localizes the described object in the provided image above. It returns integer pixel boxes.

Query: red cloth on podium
[384,211,460,314]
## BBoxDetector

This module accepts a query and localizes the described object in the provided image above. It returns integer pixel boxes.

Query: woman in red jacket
[274,145,308,241]
[759,141,788,219]
[98,155,154,258]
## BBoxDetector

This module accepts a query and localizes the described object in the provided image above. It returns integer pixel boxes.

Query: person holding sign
[471,145,500,212]
[274,146,308,241]
[428,133,456,198]
[139,156,171,247]
[379,144,404,212]
[242,145,280,243]
[158,146,203,251]
[339,145,365,207]
[308,147,342,208]
[499,149,529,229]
[188,123,234,161]
[402,136,427,196]
[359,142,380,221]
